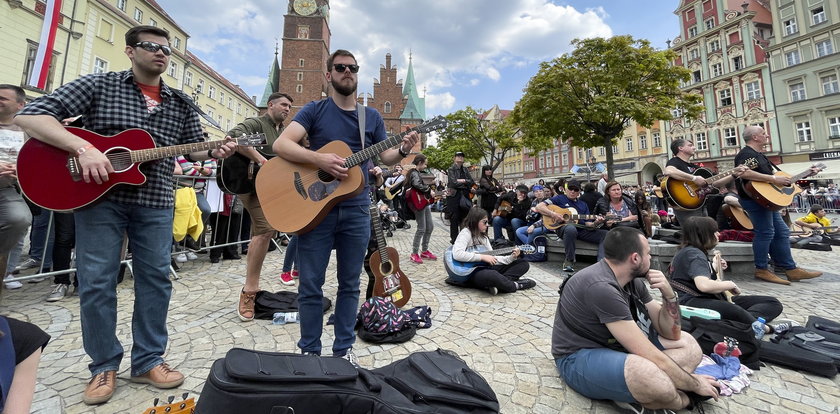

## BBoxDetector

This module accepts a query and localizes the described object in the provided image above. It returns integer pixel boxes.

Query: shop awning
[774,159,840,180]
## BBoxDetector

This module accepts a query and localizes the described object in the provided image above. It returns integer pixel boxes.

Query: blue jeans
[75,201,174,376]
[492,216,524,241]
[559,225,607,261]
[29,210,55,268]
[297,204,370,355]
[740,198,795,270]
[282,235,298,272]
[515,225,547,245]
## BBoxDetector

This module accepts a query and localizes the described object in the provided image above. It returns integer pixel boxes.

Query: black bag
[196,348,499,414]
[253,291,332,320]
[358,324,417,344]
[807,315,840,335]
[760,340,837,378]
[682,316,761,369]
[771,326,840,369]
[523,235,548,262]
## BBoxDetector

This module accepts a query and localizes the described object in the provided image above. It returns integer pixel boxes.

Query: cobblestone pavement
[2,215,839,413]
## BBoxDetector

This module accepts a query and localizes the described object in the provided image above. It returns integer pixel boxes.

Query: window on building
[149,18,157,27]
[693,70,702,83]
[228,97,233,109]
[796,121,813,142]
[712,63,723,77]
[625,136,633,152]
[133,8,143,22]
[709,39,721,52]
[219,91,225,104]
[208,86,216,99]
[828,117,840,138]
[784,18,798,35]
[227,119,232,132]
[718,88,732,106]
[705,18,715,30]
[168,61,177,78]
[599,147,605,156]
[207,109,214,118]
[822,74,840,95]
[785,50,800,66]
[21,42,57,91]
[812,7,826,25]
[745,80,761,100]
[97,19,114,41]
[732,55,744,70]
[93,57,108,74]
[296,72,303,81]
[196,79,204,93]
[723,128,737,147]
[689,48,700,60]
[237,102,242,114]
[298,59,305,67]
[562,153,569,166]
[174,37,181,49]
[384,101,392,113]
[789,82,806,102]
[296,84,303,93]
[816,40,834,57]
[653,132,661,148]
[577,148,584,159]
[185,71,192,86]
[640,134,648,150]
[689,26,698,37]
[695,132,708,150]
[116,0,126,11]
[612,144,619,154]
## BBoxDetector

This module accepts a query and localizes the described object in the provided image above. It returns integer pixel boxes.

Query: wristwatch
[398,146,409,157]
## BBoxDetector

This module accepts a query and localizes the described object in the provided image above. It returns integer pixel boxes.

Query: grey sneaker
[46,284,69,302]
[15,258,40,271]
[771,319,801,335]
[562,261,574,273]
[336,349,359,367]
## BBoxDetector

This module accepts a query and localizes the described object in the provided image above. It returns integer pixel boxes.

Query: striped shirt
[18,70,203,208]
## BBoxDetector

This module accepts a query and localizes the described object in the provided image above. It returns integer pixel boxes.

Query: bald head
[743,125,764,142]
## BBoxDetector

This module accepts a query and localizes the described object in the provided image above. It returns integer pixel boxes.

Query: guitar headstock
[518,245,536,254]
[812,162,828,171]
[415,116,448,134]
[142,393,195,414]
[234,133,267,147]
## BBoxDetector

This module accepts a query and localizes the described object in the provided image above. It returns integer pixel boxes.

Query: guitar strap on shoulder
[171,88,222,129]
[357,103,366,150]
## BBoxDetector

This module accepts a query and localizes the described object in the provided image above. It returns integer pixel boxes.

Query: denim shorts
[555,348,635,403]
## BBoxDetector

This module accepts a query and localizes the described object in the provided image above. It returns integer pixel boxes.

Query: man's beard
[331,76,357,97]
[631,262,649,279]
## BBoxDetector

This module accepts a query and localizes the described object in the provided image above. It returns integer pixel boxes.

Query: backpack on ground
[523,235,548,262]
[356,297,416,344]
[252,291,332,320]
[682,316,761,369]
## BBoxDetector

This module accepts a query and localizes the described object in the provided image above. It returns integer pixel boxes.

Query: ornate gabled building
[664,0,780,172]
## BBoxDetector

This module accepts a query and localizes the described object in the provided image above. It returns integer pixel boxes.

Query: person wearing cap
[516,184,549,245]
[535,180,608,272]
[446,151,476,244]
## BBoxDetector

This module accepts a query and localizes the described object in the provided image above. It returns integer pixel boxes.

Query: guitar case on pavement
[195,348,499,414]
[759,320,840,378]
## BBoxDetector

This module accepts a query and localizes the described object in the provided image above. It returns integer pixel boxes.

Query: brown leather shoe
[83,370,116,405]
[785,267,822,282]
[754,268,791,285]
[130,363,184,389]
[238,289,257,321]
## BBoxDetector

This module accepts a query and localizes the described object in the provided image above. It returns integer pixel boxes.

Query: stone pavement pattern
[1,216,839,414]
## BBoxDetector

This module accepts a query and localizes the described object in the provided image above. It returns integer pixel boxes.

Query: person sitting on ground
[0,316,50,414]
[669,216,791,336]
[491,185,530,243]
[448,207,534,295]
[552,226,720,412]
[793,204,836,246]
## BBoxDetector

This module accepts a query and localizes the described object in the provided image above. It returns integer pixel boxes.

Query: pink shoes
[279,271,295,286]
[410,254,423,264]
[420,251,437,260]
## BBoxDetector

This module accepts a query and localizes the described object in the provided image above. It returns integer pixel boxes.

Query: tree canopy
[511,35,703,179]
[424,107,522,172]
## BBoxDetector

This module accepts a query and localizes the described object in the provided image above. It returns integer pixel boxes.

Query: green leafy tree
[511,35,703,179]
[427,107,522,172]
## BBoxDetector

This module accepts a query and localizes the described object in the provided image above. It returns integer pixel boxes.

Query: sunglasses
[480,219,489,224]
[134,41,172,56]
[333,63,359,73]
[567,187,581,192]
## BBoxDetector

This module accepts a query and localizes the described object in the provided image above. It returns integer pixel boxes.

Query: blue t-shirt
[293,98,387,206]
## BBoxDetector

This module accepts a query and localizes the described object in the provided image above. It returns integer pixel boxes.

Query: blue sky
[156,0,682,116]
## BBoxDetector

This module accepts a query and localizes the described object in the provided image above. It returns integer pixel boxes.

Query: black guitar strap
[171,88,222,129]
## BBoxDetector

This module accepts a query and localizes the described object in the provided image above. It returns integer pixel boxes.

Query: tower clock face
[293,0,317,16]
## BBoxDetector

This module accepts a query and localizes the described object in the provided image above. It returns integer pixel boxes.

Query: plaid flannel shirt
[18,70,203,208]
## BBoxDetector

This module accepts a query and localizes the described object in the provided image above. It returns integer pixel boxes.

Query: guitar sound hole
[317,170,335,182]
[106,148,132,172]
[379,262,393,276]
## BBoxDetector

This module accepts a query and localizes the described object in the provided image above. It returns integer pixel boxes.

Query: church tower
[279,0,331,118]
[366,52,426,160]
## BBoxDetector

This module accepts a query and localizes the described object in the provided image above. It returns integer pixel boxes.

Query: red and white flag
[28,0,63,89]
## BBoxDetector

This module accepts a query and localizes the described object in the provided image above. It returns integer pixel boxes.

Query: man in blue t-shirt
[273,49,418,363]
[535,180,608,272]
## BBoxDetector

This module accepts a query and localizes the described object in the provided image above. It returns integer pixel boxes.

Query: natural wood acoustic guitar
[722,204,753,231]
[541,205,620,231]
[367,195,411,307]
[255,116,447,234]
[141,394,195,414]
[743,163,826,211]
[660,159,757,210]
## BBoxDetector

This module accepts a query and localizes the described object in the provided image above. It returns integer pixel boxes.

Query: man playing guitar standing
[228,92,295,322]
[14,26,237,404]
[272,49,418,363]
[735,126,821,285]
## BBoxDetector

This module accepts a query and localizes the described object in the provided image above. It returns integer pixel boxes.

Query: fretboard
[344,129,414,168]
[130,141,225,163]
[368,202,391,264]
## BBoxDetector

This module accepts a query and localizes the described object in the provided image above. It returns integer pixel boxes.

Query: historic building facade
[276,0,331,118]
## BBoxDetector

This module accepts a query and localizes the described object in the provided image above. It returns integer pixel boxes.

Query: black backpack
[523,235,548,262]
[682,316,761,369]
[252,291,332,320]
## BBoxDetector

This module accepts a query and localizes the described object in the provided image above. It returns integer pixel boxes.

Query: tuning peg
[154,397,160,406]
[182,392,189,400]
[168,395,175,403]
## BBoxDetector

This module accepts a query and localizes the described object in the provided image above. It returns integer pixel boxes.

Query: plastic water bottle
[272,312,299,325]
[751,317,766,340]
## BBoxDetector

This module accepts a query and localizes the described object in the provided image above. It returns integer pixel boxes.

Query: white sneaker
[15,258,40,272]
[186,252,198,261]
[4,275,23,290]
[175,253,188,263]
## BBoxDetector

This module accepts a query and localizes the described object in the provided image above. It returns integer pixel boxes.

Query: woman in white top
[450,207,535,295]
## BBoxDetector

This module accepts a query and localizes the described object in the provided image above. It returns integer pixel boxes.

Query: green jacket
[227,114,281,156]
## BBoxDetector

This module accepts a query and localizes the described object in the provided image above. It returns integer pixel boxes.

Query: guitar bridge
[293,172,307,199]
[66,156,83,182]
[681,182,697,197]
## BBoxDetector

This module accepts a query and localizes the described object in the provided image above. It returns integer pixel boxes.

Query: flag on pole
[28,0,63,89]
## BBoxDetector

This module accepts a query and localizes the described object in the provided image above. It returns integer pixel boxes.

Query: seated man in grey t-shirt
[551,227,720,412]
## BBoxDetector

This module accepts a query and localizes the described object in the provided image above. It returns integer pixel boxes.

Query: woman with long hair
[449,207,535,295]
[478,165,504,220]
[633,190,653,237]
[669,216,791,335]
[406,154,437,264]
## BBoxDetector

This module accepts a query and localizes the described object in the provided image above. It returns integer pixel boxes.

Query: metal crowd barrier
[5,175,290,285]
[789,194,840,214]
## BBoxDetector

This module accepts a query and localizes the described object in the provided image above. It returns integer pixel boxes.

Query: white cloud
[425,92,456,112]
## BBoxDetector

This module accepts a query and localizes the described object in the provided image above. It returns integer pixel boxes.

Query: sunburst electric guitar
[256,116,447,234]
[367,195,412,307]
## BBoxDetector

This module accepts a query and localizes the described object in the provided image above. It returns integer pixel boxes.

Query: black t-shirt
[669,246,717,303]
[1,316,50,365]
[734,146,775,199]
[666,157,701,175]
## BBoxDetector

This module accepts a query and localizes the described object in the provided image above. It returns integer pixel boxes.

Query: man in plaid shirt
[15,25,236,405]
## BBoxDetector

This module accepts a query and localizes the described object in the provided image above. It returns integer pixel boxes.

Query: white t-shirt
[0,124,26,188]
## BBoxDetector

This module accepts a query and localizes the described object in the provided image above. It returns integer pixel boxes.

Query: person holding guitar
[13,26,238,405]
[272,49,419,364]
[668,217,790,336]
[450,207,535,295]
[793,204,835,247]
[225,92,296,322]
[447,151,476,244]
[594,181,644,234]
[491,185,530,243]
[406,154,437,264]
[734,126,822,285]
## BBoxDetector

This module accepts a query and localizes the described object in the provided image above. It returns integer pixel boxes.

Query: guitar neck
[130,141,227,163]
[344,130,413,169]
[704,168,738,185]
[368,202,391,264]
[485,246,517,256]
[788,169,816,182]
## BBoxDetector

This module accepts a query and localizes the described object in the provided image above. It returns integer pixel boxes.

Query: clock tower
[279,0,331,118]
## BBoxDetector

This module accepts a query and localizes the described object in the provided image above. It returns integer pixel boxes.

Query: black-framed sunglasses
[134,41,172,56]
[332,63,359,73]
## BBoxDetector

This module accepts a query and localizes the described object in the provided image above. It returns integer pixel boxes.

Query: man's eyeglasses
[134,41,172,56]
[333,63,359,73]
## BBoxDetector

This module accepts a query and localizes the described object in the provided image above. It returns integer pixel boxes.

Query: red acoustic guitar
[16,127,265,211]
